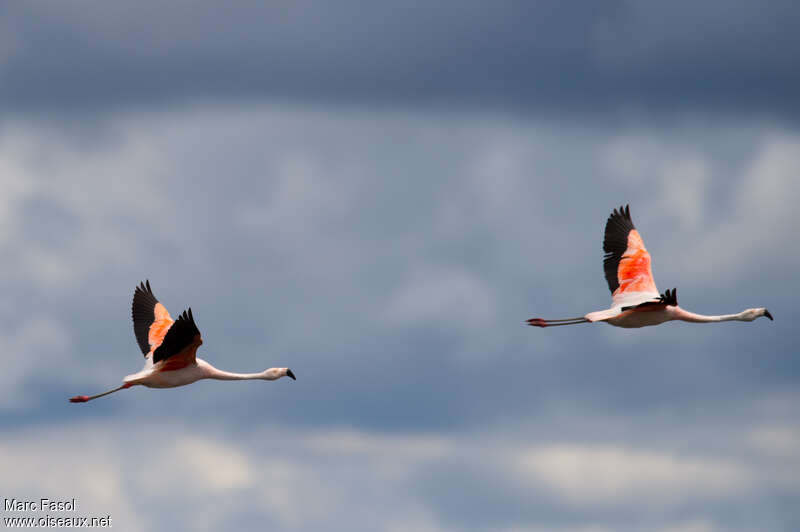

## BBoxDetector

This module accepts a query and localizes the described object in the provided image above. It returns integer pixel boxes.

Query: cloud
[0,422,455,531]
[747,425,800,459]
[0,426,143,529]
[234,152,355,242]
[600,125,800,294]
[654,521,716,532]
[0,120,172,288]
[0,317,71,410]
[516,444,749,506]
[1,103,797,530]
[603,133,711,227]
[1,2,799,118]
[1,105,795,418]
[153,438,255,492]
[1,419,794,531]
[384,266,495,328]
[677,131,800,283]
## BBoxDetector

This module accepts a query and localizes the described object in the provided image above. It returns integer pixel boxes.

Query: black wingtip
[286,369,296,380]
[178,308,191,321]
[603,204,636,294]
[132,279,160,356]
[764,309,773,321]
[659,287,678,306]
[610,204,631,221]
[135,279,154,296]
[152,306,202,364]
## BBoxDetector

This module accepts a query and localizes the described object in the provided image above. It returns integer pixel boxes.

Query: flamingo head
[263,367,297,381]
[742,308,773,321]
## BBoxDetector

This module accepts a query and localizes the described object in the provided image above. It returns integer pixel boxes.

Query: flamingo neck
[197,360,290,381]
[205,367,269,381]
[673,308,747,323]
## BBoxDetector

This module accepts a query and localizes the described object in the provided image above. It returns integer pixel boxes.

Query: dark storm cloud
[2,0,799,117]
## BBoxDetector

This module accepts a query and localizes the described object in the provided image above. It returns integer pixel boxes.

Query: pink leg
[527,317,589,327]
[69,383,132,403]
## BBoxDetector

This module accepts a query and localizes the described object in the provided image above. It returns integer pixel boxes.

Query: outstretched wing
[132,280,173,356]
[621,287,678,311]
[602,205,660,308]
[152,308,203,370]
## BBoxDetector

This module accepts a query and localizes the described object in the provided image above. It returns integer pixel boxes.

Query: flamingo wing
[621,288,678,311]
[603,205,660,308]
[132,280,174,356]
[152,308,203,370]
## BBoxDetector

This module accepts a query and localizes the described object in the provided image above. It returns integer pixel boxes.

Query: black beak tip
[765,310,773,321]
[287,369,296,380]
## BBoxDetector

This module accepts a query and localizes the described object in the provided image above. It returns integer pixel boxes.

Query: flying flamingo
[70,280,296,403]
[527,205,773,329]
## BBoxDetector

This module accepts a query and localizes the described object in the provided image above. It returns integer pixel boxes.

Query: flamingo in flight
[70,280,296,403]
[527,205,773,329]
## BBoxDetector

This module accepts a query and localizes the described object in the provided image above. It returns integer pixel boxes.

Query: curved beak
[764,309,773,321]
[286,369,297,380]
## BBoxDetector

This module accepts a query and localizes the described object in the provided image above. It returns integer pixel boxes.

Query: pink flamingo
[528,205,773,329]
[70,281,295,403]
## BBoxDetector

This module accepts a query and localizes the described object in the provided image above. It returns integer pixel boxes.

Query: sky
[1,2,799,531]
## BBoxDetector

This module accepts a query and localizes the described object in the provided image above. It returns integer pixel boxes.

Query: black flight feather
[131,280,159,356]
[621,287,678,311]
[660,287,678,306]
[602,204,635,294]
[153,308,201,364]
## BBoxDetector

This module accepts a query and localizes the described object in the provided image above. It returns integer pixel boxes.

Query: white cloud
[655,520,716,532]
[382,513,447,532]
[153,438,254,492]
[516,444,749,506]
[304,429,449,460]
[0,120,171,287]
[673,132,800,281]
[0,317,71,409]
[384,266,495,329]
[602,131,710,227]
[504,527,614,532]
[0,426,142,529]
[601,127,800,286]
[747,425,800,459]
[0,422,455,532]
[234,152,354,240]
[469,140,526,214]
[2,416,796,532]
